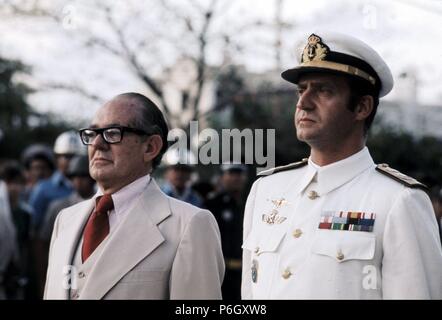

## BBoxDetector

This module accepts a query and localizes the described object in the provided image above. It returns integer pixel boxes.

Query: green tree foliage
[0,57,72,161]
[367,123,442,188]
[0,58,32,132]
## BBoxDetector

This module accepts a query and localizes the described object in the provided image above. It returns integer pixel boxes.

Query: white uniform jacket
[242,147,442,299]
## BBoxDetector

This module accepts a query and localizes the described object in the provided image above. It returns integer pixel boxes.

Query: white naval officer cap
[281,31,394,98]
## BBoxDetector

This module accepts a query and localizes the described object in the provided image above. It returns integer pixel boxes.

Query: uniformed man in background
[205,163,248,300]
[242,32,442,299]
[161,148,203,208]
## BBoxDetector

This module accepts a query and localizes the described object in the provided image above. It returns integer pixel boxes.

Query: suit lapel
[47,198,94,299]
[80,179,171,299]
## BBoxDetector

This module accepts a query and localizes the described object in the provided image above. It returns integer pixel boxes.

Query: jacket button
[78,271,85,279]
[337,251,345,261]
[282,268,292,279]
[292,229,303,238]
[307,190,319,200]
[254,247,260,254]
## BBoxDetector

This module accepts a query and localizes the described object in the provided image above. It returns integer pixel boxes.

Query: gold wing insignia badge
[262,198,290,225]
[271,198,289,209]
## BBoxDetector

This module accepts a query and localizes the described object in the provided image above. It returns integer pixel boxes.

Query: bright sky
[0,0,441,124]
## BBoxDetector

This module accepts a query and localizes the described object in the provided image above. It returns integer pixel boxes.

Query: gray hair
[115,93,169,169]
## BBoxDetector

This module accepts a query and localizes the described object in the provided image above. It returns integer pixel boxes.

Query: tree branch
[41,82,102,102]
[101,5,172,119]
[82,36,122,56]
[3,0,60,21]
[192,0,219,122]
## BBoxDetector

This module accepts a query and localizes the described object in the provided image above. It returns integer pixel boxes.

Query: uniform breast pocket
[242,228,286,256]
[311,230,376,263]
[242,229,286,289]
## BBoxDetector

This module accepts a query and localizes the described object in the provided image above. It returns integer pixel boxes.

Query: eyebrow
[297,80,337,88]
[89,123,123,129]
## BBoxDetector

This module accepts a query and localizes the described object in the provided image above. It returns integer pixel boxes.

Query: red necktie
[82,194,114,262]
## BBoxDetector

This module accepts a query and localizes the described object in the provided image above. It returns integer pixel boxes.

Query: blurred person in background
[161,148,203,207]
[20,144,55,202]
[38,155,96,292]
[29,131,85,233]
[0,179,18,299]
[0,162,33,299]
[430,186,442,243]
[205,163,248,300]
[40,155,96,243]
[192,181,215,205]
[28,130,86,296]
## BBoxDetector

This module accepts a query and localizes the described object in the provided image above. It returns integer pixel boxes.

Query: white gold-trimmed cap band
[298,60,376,85]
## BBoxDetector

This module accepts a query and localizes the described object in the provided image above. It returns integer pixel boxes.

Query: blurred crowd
[0,131,252,300]
[1,129,442,300]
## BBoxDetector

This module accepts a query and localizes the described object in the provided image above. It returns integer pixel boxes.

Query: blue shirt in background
[29,171,73,232]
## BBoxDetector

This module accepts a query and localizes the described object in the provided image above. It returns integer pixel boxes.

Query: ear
[354,95,374,121]
[143,135,163,163]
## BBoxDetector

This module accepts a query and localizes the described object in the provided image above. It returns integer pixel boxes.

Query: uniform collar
[295,162,317,195]
[296,147,375,196]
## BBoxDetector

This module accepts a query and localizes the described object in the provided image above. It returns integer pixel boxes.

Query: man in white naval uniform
[242,32,442,299]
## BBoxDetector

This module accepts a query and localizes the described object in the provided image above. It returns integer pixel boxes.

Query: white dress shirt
[95,175,151,232]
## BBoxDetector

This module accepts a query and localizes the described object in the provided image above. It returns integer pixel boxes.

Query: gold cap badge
[297,33,376,86]
[302,34,329,63]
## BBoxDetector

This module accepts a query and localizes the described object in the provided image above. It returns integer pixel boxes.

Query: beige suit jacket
[44,179,224,299]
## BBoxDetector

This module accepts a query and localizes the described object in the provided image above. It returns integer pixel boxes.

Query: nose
[90,133,109,150]
[296,88,314,111]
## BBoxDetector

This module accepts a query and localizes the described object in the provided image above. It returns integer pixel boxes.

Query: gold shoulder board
[376,164,428,191]
[258,158,308,177]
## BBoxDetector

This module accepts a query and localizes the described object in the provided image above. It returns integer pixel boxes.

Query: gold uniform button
[307,190,319,200]
[282,268,292,279]
[337,251,345,261]
[292,229,303,238]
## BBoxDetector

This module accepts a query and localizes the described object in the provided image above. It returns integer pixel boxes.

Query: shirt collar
[297,147,375,196]
[95,174,151,216]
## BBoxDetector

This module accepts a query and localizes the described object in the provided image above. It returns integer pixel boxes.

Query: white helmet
[54,131,86,155]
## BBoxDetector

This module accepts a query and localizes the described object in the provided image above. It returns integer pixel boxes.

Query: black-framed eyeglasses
[78,126,149,145]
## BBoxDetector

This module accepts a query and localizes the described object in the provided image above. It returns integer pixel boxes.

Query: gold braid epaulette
[376,163,428,191]
[258,158,308,177]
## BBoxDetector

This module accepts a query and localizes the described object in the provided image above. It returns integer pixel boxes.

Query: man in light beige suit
[44,92,224,299]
